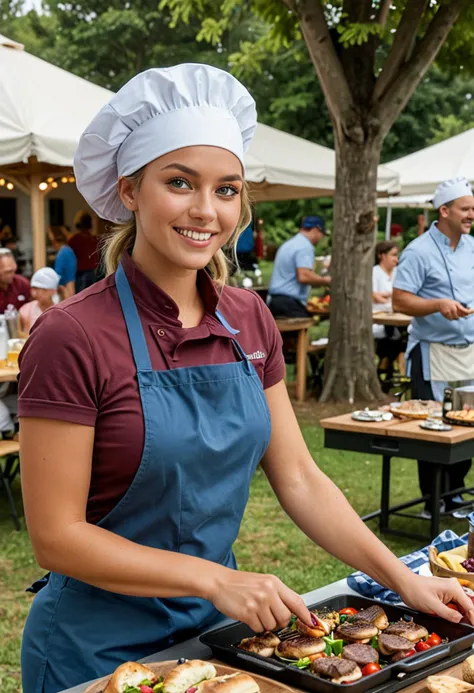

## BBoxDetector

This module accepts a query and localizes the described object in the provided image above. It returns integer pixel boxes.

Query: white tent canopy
[0,34,400,202]
[386,128,474,196]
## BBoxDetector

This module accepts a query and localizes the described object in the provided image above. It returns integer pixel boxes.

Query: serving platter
[84,661,294,693]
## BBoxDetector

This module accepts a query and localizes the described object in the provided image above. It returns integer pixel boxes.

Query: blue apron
[22,263,272,693]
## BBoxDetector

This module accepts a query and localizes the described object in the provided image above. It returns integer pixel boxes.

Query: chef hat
[31,267,60,290]
[74,63,257,223]
[433,177,473,209]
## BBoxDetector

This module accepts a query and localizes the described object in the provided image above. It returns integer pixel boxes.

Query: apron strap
[116,263,153,372]
[215,309,248,362]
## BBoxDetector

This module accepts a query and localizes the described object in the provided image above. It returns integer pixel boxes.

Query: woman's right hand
[208,567,313,633]
[373,291,391,304]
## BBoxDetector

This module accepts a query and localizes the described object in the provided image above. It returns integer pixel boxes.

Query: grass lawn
[1,419,473,691]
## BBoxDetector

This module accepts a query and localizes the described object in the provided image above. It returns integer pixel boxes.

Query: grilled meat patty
[352,605,389,631]
[342,644,379,667]
[378,633,413,656]
[238,632,281,657]
[275,635,325,660]
[335,621,378,644]
[311,656,362,684]
[384,621,428,643]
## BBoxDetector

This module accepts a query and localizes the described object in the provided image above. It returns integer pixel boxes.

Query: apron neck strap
[215,308,248,362]
[116,262,153,372]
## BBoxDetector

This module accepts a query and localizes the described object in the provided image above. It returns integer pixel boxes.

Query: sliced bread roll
[197,673,259,693]
[163,660,217,693]
[427,676,474,693]
[104,662,157,693]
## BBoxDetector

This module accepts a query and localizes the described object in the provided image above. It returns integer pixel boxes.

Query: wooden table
[275,318,314,402]
[0,365,19,382]
[372,311,413,327]
[321,413,474,541]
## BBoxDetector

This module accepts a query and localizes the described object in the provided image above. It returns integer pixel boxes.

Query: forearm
[392,289,440,317]
[300,271,330,287]
[34,520,223,599]
[276,462,413,594]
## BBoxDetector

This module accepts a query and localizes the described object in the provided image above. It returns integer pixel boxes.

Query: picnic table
[0,365,19,382]
[321,413,474,542]
[275,317,314,403]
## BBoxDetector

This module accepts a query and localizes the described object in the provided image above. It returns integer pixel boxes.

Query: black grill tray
[200,594,474,693]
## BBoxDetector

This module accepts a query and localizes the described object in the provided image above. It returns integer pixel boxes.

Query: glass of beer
[7,338,25,367]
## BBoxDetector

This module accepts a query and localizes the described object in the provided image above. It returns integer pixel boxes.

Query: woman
[19,267,60,334]
[372,241,405,383]
[19,65,474,693]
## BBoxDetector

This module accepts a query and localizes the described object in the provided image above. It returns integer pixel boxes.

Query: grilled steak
[335,621,378,644]
[352,605,389,630]
[384,621,428,643]
[275,635,325,660]
[378,633,413,655]
[239,632,280,657]
[311,656,362,684]
[342,644,379,667]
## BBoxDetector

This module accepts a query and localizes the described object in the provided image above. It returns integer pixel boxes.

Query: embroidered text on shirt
[247,351,266,360]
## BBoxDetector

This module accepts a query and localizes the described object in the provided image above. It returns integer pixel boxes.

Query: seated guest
[19,268,60,335]
[268,215,331,318]
[372,241,405,384]
[0,248,30,313]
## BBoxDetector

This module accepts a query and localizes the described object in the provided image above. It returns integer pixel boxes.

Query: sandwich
[163,661,217,693]
[196,673,259,693]
[104,662,161,693]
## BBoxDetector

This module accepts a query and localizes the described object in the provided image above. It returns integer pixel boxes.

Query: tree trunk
[320,134,383,403]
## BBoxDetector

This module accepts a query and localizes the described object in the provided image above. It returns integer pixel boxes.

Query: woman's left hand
[398,574,474,624]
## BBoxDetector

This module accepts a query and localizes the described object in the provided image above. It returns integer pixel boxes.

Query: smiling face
[118,146,245,274]
[440,195,474,236]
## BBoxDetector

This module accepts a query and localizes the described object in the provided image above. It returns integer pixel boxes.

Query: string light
[47,177,54,183]
[51,181,59,189]
[0,179,5,186]
[37,173,76,190]
[39,182,48,191]
[61,176,68,183]
[6,182,14,190]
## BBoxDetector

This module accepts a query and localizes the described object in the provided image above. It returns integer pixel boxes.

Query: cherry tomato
[426,633,442,647]
[308,653,328,661]
[395,649,416,660]
[415,641,431,652]
[447,602,460,612]
[338,608,358,616]
[361,663,382,676]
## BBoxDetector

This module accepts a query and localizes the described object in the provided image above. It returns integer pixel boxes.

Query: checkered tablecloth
[347,530,468,603]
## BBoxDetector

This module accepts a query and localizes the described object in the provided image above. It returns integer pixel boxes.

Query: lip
[173,226,217,249]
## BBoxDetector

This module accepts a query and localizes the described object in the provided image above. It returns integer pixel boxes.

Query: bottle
[443,387,454,419]
[0,317,8,367]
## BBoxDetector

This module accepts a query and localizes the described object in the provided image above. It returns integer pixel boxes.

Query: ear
[439,204,450,219]
[117,177,138,212]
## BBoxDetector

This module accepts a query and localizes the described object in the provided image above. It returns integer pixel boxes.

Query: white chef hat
[74,63,257,223]
[31,267,60,290]
[433,177,473,209]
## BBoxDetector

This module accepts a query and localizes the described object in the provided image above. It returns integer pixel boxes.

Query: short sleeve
[295,246,314,270]
[393,248,426,295]
[18,308,99,425]
[372,266,383,293]
[55,248,76,285]
[253,293,285,389]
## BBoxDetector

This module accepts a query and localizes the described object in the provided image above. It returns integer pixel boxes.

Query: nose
[189,189,217,224]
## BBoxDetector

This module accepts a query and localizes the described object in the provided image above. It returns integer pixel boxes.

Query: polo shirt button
[157,329,165,336]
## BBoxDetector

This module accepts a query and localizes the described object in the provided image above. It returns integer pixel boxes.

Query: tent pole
[384,206,392,240]
[30,175,46,271]
[424,209,429,227]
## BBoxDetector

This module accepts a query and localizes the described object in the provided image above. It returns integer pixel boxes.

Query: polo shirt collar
[298,232,314,248]
[429,220,465,249]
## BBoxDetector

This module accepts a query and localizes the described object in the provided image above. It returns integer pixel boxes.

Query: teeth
[176,228,212,241]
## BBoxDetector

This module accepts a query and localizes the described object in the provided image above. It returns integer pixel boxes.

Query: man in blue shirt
[50,227,77,299]
[393,177,474,517]
[268,215,331,318]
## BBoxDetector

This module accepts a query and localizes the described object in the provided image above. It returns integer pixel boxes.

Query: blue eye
[218,185,239,197]
[168,177,191,190]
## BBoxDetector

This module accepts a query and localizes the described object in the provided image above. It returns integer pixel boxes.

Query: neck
[437,220,461,249]
[131,235,203,327]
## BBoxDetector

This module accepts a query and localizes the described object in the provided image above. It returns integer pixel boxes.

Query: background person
[393,177,474,518]
[0,247,30,313]
[68,211,99,291]
[267,215,331,318]
[50,226,77,298]
[19,268,60,334]
[372,241,405,385]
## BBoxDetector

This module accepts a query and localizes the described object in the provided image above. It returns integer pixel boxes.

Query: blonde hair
[101,167,252,285]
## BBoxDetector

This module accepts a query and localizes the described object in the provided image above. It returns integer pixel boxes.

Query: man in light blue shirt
[268,215,331,318]
[393,177,474,517]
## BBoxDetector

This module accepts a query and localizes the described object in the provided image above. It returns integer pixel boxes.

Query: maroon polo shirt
[68,232,99,271]
[0,274,30,313]
[18,251,284,524]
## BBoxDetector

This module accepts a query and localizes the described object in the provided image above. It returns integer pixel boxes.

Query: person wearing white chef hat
[18,66,474,693]
[394,177,474,519]
[19,267,60,334]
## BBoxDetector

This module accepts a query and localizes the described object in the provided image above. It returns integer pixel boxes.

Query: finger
[270,602,292,630]
[432,601,462,622]
[244,613,266,634]
[258,606,278,633]
[281,587,313,627]
[446,580,474,615]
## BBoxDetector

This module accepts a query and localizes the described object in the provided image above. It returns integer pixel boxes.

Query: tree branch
[373,0,428,102]
[295,0,355,136]
[375,0,392,26]
[377,0,468,134]
[342,0,372,23]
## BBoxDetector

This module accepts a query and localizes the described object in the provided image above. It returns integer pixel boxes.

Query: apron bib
[22,264,271,693]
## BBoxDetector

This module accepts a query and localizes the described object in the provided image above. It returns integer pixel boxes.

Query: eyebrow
[161,162,243,183]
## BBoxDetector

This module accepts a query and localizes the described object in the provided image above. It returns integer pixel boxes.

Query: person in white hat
[19,267,60,334]
[393,177,474,519]
[18,66,474,693]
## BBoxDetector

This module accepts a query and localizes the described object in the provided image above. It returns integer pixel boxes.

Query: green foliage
[428,114,474,145]
[336,21,384,48]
